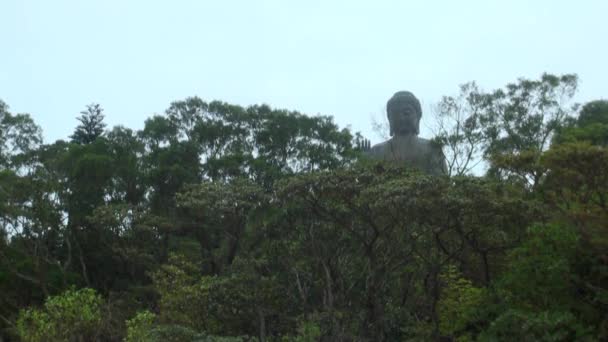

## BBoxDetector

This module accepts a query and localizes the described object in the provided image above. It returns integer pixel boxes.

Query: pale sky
[1,0,607,144]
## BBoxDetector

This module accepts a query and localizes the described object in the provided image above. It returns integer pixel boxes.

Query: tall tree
[70,103,107,145]
[433,73,578,186]
[0,100,42,169]
[433,82,485,176]
[554,99,608,146]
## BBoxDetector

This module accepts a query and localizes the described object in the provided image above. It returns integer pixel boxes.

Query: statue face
[388,99,420,136]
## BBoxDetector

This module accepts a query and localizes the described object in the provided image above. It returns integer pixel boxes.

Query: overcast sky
[1,0,607,144]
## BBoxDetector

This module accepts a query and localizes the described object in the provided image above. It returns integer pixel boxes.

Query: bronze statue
[367,91,447,175]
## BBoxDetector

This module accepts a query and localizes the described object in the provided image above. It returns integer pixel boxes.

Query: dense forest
[1,73,606,341]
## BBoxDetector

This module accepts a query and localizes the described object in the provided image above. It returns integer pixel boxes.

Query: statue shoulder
[370,140,390,151]
[367,140,390,158]
[417,137,448,175]
[416,137,443,152]
[415,136,433,146]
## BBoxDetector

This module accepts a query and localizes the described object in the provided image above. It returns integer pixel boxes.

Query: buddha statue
[367,91,447,175]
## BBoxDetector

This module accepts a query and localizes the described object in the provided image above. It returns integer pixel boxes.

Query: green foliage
[70,103,107,144]
[578,100,608,127]
[479,310,593,342]
[151,254,286,338]
[146,324,204,342]
[266,166,534,339]
[137,323,255,342]
[496,224,578,310]
[553,100,608,146]
[555,123,608,146]
[152,325,255,342]
[434,73,578,185]
[125,310,156,342]
[282,321,322,342]
[433,82,485,176]
[437,266,485,337]
[539,141,608,338]
[106,126,146,204]
[477,223,604,340]
[16,287,103,342]
[177,179,265,274]
[150,254,205,330]
[2,88,608,340]
[0,99,42,168]
[480,73,578,157]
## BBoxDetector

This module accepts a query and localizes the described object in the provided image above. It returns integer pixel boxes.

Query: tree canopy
[1,74,606,341]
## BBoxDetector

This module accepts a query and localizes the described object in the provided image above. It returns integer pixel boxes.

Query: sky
[1,0,607,144]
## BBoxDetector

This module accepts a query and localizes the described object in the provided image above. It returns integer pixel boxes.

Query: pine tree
[70,103,107,144]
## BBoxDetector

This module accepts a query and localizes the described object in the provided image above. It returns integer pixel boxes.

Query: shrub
[16,287,103,342]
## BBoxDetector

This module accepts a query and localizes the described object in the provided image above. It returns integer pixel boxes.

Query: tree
[433,82,485,176]
[176,179,265,275]
[7,91,608,340]
[261,166,534,340]
[472,224,596,342]
[162,97,357,184]
[578,100,608,127]
[16,287,104,342]
[480,73,578,186]
[70,103,107,144]
[554,99,608,146]
[540,142,608,334]
[105,126,146,205]
[0,99,42,169]
[432,74,578,186]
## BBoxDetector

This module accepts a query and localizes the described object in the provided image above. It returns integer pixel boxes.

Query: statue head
[387,91,422,136]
